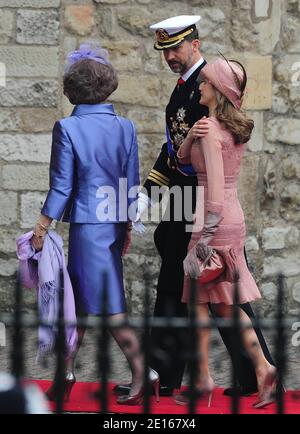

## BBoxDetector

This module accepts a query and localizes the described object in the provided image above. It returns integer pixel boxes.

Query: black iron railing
[0,271,295,414]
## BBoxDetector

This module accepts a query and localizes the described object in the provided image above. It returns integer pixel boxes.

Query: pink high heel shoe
[253,367,277,409]
[117,369,160,406]
[174,377,215,407]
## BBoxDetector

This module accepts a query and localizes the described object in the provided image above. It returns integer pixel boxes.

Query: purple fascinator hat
[65,42,110,72]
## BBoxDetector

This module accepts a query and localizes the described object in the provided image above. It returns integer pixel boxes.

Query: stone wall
[0,0,299,319]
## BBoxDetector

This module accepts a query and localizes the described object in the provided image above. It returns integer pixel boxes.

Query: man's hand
[186,116,210,141]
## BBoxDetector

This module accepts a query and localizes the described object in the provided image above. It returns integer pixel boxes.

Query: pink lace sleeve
[201,120,225,215]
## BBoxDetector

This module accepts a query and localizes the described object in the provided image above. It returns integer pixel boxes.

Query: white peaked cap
[150,15,201,50]
[150,15,201,35]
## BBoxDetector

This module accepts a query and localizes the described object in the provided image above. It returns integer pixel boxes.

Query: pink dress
[178,117,261,305]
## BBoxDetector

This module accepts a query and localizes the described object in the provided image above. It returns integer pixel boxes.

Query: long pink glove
[183,211,223,278]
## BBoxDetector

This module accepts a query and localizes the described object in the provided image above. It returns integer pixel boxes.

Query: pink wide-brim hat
[200,58,244,109]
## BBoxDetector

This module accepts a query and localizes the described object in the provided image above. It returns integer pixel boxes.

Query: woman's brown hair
[63,58,118,105]
[214,60,254,144]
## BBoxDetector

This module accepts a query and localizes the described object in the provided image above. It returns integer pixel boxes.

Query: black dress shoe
[113,383,174,397]
[159,386,174,397]
[113,383,131,395]
[223,385,258,397]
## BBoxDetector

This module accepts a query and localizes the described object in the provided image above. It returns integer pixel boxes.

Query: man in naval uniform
[115,15,275,397]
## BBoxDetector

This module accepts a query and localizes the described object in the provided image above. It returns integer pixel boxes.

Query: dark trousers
[149,220,274,389]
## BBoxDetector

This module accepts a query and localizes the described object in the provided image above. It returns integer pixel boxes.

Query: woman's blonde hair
[214,60,254,144]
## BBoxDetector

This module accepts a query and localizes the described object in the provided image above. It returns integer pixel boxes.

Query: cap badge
[156,29,170,42]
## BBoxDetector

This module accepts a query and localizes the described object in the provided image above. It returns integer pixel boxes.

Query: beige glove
[183,212,223,278]
[195,211,223,260]
[183,246,201,279]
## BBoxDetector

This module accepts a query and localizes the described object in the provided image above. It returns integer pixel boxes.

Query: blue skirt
[67,223,127,315]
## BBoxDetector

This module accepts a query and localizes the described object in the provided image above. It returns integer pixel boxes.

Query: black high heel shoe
[45,372,76,402]
[117,369,160,406]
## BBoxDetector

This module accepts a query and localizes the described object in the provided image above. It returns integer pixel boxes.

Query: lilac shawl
[16,230,78,361]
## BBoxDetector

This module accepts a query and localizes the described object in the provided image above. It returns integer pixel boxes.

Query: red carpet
[31,380,300,414]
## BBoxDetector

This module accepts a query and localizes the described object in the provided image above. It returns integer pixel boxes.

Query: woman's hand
[31,233,45,251]
[31,219,51,251]
[186,116,210,141]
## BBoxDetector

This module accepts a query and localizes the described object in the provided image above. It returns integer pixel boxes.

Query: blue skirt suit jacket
[41,104,140,314]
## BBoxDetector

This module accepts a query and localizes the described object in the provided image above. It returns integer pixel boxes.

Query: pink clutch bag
[197,249,225,284]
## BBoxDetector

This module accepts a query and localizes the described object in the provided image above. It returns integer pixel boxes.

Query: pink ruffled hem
[182,244,261,305]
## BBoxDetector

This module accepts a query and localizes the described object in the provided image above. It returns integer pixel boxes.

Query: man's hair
[63,59,118,105]
[184,28,199,43]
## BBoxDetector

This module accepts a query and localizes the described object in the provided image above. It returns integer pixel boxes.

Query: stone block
[137,134,166,181]
[0,134,51,163]
[231,0,259,51]
[0,322,5,347]
[126,109,165,134]
[263,254,300,277]
[94,0,127,3]
[193,7,227,54]
[272,82,290,114]
[65,5,95,36]
[282,154,300,180]
[251,0,281,54]
[261,282,277,301]
[109,75,160,107]
[2,165,49,191]
[20,192,48,228]
[17,9,60,45]
[0,0,59,5]
[245,236,260,252]
[237,154,260,230]
[20,108,59,133]
[281,184,300,207]
[285,226,300,248]
[142,41,163,74]
[0,9,14,44]
[0,259,18,277]
[94,7,116,39]
[0,109,22,132]
[274,55,300,88]
[262,227,290,250]
[101,41,142,72]
[0,47,59,78]
[293,281,300,304]
[62,96,74,118]
[117,7,153,37]
[0,228,23,254]
[0,191,18,225]
[0,79,58,107]
[282,14,300,53]
[247,111,264,152]
[235,55,272,110]
[266,118,300,145]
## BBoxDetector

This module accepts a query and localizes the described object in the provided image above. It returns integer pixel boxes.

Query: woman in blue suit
[31,44,159,405]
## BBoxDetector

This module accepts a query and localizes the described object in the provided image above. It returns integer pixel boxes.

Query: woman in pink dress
[175,57,277,409]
